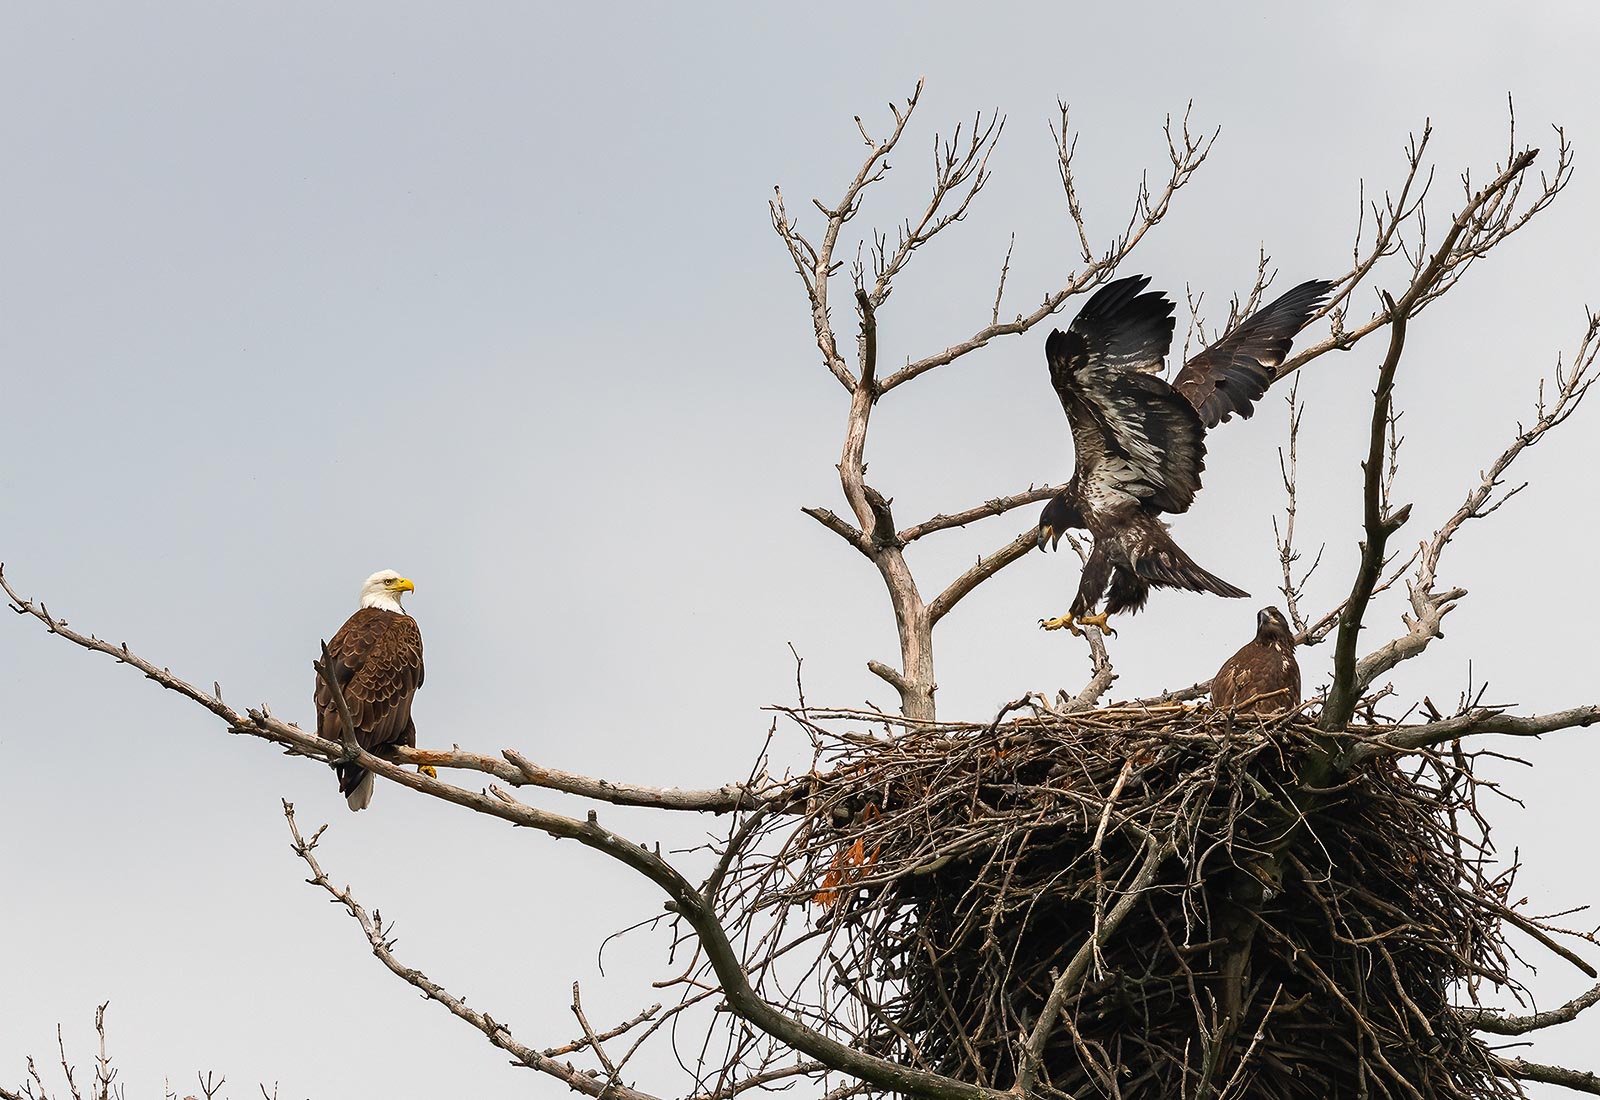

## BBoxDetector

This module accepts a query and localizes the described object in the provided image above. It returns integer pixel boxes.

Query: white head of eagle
[359,568,415,613]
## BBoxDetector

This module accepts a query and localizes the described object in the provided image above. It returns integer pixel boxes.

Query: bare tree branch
[282,802,665,1100]
[897,484,1063,544]
[1273,380,1323,634]
[0,565,797,817]
[866,111,1004,309]
[801,507,872,556]
[1281,117,1568,381]
[1349,310,1600,695]
[1321,292,1411,731]
[1497,1057,1600,1096]
[1346,703,1600,765]
[927,530,1035,628]
[1461,979,1600,1035]
[878,106,1217,394]
[769,82,925,393]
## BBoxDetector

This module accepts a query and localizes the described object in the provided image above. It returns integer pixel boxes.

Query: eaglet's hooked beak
[1037,524,1062,552]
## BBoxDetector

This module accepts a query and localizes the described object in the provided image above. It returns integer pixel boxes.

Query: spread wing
[316,607,424,753]
[1047,275,1204,516]
[1174,279,1334,427]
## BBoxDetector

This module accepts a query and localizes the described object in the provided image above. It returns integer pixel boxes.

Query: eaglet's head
[1037,491,1084,552]
[359,569,415,611]
[1256,605,1292,646]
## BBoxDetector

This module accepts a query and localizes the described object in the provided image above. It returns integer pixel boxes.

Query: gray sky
[2,3,1597,1096]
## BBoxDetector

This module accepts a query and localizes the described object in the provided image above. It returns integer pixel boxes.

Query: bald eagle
[315,570,428,811]
[1037,275,1332,635]
[1211,606,1301,715]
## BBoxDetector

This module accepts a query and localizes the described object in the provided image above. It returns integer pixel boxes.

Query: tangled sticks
[716,707,1543,1100]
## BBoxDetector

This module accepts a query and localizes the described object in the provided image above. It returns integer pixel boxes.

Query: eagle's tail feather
[1134,540,1249,600]
[338,763,375,812]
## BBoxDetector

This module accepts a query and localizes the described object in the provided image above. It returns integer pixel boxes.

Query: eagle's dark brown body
[1039,275,1333,623]
[1211,606,1301,715]
[316,605,424,809]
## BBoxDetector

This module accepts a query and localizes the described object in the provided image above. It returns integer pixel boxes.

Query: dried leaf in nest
[812,803,881,908]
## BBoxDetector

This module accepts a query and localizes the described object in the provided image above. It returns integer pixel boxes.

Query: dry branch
[282,802,664,1100]
[1497,1058,1600,1096]
[1322,293,1411,731]
[1349,310,1600,699]
[0,566,792,816]
[1281,116,1568,381]
[1461,980,1600,1035]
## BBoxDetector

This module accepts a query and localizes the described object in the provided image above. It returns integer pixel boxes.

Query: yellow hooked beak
[391,577,416,593]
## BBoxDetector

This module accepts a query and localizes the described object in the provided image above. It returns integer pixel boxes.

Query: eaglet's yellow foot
[1077,612,1116,637]
[419,765,438,779]
[1039,613,1084,635]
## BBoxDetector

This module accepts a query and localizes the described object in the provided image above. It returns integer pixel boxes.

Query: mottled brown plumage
[315,572,424,810]
[1211,606,1300,716]
[1037,276,1332,634]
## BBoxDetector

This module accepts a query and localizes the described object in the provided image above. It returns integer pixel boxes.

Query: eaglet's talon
[1077,612,1116,637]
[419,764,438,779]
[1039,614,1084,636]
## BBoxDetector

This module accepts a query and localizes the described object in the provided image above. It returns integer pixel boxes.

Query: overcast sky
[3,4,1597,1097]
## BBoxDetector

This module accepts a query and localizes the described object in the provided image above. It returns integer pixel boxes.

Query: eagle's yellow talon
[419,764,438,780]
[1039,614,1083,635]
[1077,612,1116,637]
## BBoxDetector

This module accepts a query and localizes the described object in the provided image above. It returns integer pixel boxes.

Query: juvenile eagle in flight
[315,569,429,811]
[1037,275,1333,635]
[1211,606,1302,715]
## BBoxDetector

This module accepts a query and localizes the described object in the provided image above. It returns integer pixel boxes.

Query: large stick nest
[720,705,1532,1100]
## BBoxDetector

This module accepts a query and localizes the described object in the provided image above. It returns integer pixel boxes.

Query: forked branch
[283,801,665,1100]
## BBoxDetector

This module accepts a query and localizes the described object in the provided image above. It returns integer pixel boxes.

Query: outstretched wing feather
[1174,279,1334,427]
[1047,276,1205,516]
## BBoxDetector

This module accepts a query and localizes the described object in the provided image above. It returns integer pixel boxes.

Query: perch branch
[1062,628,1117,712]
[0,567,801,819]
